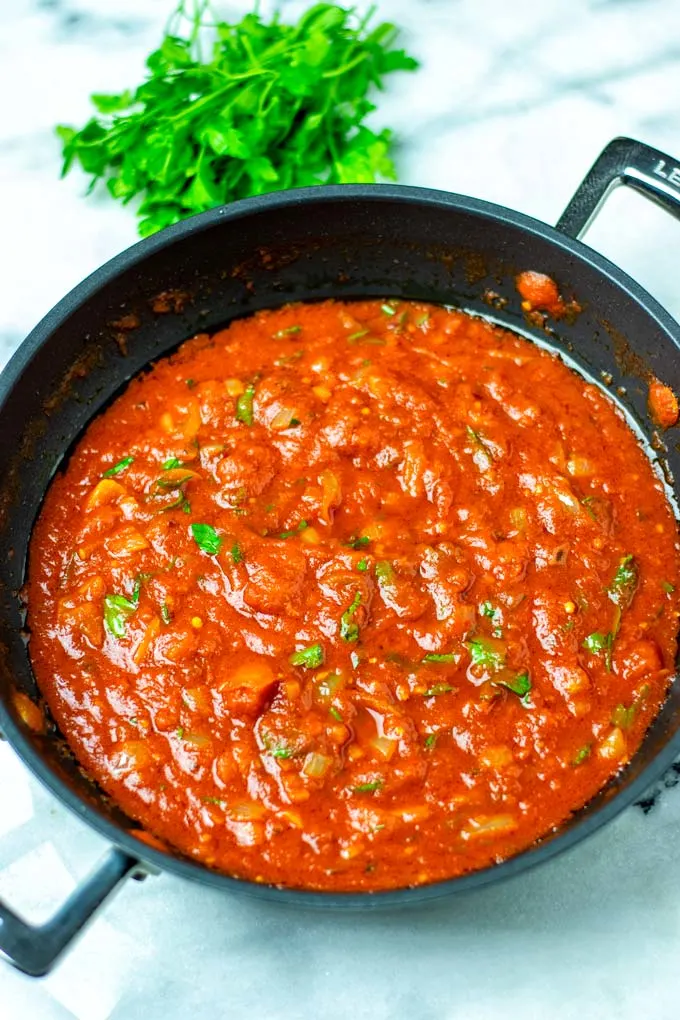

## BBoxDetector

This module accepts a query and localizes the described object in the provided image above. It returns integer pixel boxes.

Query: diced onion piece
[12,691,44,733]
[300,525,322,545]
[279,809,304,829]
[369,736,398,761]
[105,526,149,558]
[479,744,514,768]
[111,739,152,774]
[184,732,211,748]
[133,616,161,665]
[77,575,105,600]
[227,801,268,821]
[597,727,627,760]
[318,468,342,524]
[225,378,245,397]
[510,507,527,534]
[461,813,518,840]
[315,671,346,701]
[183,685,213,716]
[302,751,333,779]
[85,479,126,511]
[159,468,200,486]
[270,406,300,431]
[567,456,595,477]
[220,660,275,692]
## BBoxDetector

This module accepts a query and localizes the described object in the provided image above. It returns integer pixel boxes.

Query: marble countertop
[2,0,680,1017]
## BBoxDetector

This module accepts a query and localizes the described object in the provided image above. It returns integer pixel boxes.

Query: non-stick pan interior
[1,186,679,893]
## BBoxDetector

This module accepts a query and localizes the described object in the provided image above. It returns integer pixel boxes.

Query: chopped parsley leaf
[191,522,222,555]
[289,643,324,669]
[353,780,383,794]
[235,383,256,426]
[340,592,362,642]
[103,593,137,637]
[102,455,134,478]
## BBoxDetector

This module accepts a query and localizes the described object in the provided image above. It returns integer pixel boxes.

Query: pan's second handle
[0,847,141,976]
[557,136,680,239]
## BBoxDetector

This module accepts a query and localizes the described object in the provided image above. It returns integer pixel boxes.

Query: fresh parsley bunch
[56,1,418,236]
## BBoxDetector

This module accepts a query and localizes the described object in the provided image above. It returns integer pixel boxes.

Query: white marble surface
[2,0,680,1017]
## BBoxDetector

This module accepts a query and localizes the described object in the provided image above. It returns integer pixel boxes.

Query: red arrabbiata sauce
[27,299,680,891]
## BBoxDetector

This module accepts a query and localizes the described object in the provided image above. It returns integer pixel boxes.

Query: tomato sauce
[27,299,680,891]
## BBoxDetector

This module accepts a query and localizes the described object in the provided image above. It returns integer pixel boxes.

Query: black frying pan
[1,137,680,977]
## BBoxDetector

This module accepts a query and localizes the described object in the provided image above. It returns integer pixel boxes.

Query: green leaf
[340,592,362,642]
[583,632,610,654]
[495,670,531,700]
[235,383,256,426]
[54,3,418,235]
[289,643,324,668]
[162,457,183,470]
[466,636,505,672]
[422,653,458,664]
[353,780,383,794]
[191,522,222,555]
[102,455,134,478]
[346,535,370,549]
[90,90,134,114]
[608,554,638,611]
[356,558,369,572]
[572,744,591,766]
[104,593,137,638]
[423,684,454,696]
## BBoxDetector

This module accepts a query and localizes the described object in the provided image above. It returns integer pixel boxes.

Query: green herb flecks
[353,780,383,794]
[231,542,243,564]
[572,744,591,766]
[161,602,172,624]
[235,383,256,426]
[608,555,638,628]
[583,631,613,672]
[329,706,343,722]
[272,746,294,760]
[56,3,419,237]
[356,558,369,572]
[495,670,532,702]
[466,426,494,472]
[289,643,324,669]
[422,653,458,664]
[279,520,308,539]
[102,455,134,478]
[162,457,183,470]
[423,684,454,697]
[662,580,676,593]
[103,593,138,638]
[466,636,505,672]
[346,535,370,550]
[340,592,362,642]
[275,325,302,338]
[191,522,222,555]
[424,733,437,749]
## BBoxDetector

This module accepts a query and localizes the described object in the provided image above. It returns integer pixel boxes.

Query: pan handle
[557,136,680,238]
[0,846,141,976]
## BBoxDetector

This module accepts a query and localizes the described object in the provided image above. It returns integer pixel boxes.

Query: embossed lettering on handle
[557,136,680,239]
